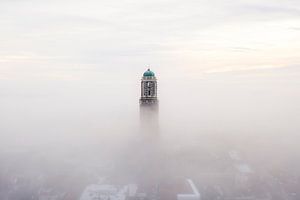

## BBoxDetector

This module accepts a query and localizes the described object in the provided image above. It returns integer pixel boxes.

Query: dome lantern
[143,68,155,77]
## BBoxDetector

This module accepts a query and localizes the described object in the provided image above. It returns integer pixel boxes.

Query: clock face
[144,81,156,97]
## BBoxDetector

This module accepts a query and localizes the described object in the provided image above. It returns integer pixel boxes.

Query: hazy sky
[0,0,299,143]
[1,3,300,200]
[0,0,300,82]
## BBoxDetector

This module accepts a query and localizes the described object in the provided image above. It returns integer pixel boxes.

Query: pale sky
[0,0,300,82]
[0,0,300,158]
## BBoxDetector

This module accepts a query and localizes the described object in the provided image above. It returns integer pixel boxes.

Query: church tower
[139,68,159,132]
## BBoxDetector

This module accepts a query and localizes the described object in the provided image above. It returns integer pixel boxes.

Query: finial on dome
[143,68,155,77]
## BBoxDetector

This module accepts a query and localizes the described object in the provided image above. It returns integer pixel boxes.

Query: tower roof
[143,68,155,77]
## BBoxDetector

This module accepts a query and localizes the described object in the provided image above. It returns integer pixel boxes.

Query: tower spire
[140,68,157,105]
[139,68,159,133]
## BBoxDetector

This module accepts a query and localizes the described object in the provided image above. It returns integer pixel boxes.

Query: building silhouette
[139,68,159,133]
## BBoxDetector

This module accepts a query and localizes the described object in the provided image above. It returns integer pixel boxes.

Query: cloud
[203,64,300,75]
[0,0,299,77]
[240,4,300,16]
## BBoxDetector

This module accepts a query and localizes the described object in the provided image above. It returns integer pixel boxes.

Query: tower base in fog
[140,101,159,134]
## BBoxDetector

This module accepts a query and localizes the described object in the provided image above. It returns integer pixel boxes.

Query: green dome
[143,69,155,77]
